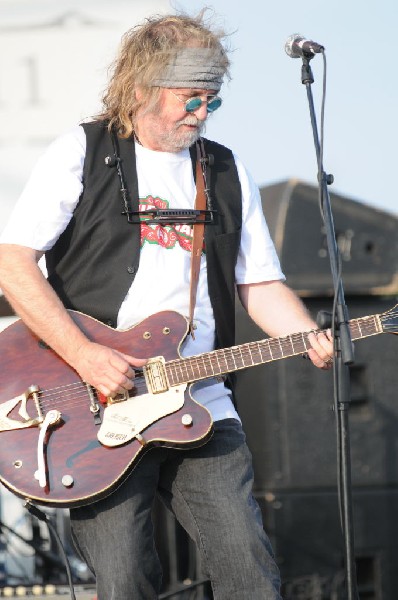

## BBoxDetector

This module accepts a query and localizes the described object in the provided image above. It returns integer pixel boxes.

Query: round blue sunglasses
[169,90,222,113]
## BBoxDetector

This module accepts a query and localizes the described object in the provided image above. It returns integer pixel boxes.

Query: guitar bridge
[143,357,169,394]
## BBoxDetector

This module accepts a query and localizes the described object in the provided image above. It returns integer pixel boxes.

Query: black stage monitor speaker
[235,186,398,599]
[260,180,398,296]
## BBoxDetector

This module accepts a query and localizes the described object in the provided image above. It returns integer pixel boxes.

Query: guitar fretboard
[166,314,382,386]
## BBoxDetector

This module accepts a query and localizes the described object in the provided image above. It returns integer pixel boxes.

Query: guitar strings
[35,315,379,412]
[167,315,378,384]
[37,378,149,411]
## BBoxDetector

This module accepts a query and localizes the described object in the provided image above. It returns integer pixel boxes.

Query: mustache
[177,115,204,127]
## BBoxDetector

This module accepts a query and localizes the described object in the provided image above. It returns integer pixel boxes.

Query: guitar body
[0,311,213,507]
[1,302,396,507]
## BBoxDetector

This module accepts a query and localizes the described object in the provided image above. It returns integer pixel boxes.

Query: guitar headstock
[380,304,398,335]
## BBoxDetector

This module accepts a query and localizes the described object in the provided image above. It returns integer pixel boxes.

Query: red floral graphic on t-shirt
[139,196,202,253]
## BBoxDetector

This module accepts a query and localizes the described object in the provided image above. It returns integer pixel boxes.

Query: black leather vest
[46,121,242,351]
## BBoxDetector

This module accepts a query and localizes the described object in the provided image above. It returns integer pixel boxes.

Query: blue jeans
[70,419,281,599]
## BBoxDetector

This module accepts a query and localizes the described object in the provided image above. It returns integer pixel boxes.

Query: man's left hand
[306,329,334,370]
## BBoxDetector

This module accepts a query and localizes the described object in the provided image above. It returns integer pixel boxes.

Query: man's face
[135,88,218,152]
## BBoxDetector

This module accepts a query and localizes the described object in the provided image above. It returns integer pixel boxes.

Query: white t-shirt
[0,125,284,421]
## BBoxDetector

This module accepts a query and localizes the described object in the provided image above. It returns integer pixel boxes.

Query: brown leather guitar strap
[189,143,207,338]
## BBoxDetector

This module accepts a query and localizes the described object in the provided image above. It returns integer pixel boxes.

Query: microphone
[285,33,325,58]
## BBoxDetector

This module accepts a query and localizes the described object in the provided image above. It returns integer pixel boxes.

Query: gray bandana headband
[152,47,226,91]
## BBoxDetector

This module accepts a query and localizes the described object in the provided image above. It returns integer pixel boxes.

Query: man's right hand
[71,341,147,398]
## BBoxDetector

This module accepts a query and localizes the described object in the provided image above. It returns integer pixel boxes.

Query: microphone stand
[299,54,359,600]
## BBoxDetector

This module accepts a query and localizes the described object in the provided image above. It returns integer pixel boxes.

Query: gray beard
[160,117,206,152]
[141,110,207,152]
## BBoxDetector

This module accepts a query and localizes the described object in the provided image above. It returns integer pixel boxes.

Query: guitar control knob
[181,414,193,427]
[61,475,74,488]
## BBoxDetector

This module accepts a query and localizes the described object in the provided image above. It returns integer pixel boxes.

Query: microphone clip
[105,155,120,168]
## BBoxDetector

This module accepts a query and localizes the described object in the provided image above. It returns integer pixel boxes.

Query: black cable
[24,501,77,600]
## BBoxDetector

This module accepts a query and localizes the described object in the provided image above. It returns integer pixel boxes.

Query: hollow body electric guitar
[0,305,397,508]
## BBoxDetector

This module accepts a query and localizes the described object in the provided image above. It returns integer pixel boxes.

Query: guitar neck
[166,313,383,386]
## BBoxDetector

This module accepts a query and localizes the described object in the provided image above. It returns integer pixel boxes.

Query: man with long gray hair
[0,11,333,599]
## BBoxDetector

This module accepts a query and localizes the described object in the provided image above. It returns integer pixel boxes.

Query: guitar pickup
[143,357,169,394]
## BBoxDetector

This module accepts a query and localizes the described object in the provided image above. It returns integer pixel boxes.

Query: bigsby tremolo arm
[35,409,62,488]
